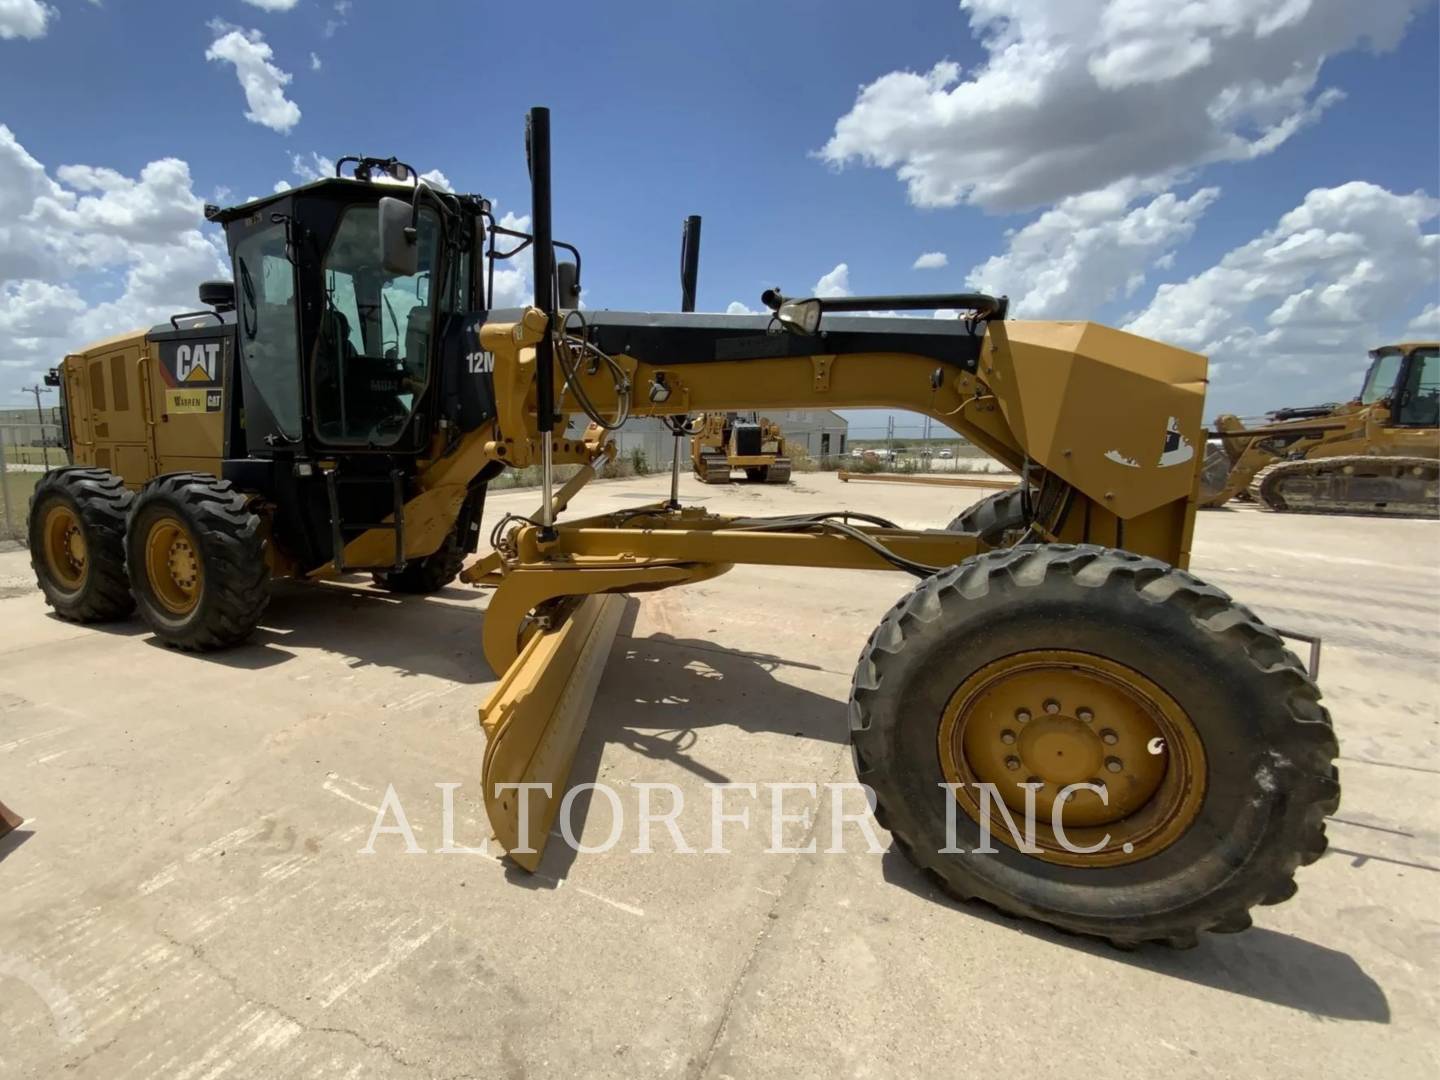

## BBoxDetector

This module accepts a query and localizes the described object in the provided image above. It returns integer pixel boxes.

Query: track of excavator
[1252,455,1440,516]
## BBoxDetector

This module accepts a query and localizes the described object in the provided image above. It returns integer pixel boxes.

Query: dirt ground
[1,471,1436,1079]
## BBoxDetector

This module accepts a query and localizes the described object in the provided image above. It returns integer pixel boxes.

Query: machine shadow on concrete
[510,597,850,886]
[128,579,497,684]
[879,846,1391,1024]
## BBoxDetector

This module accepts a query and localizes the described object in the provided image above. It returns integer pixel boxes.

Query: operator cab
[206,158,481,458]
[1361,343,1440,426]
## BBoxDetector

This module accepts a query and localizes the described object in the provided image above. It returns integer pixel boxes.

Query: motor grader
[1199,341,1439,514]
[690,411,792,483]
[29,107,1337,949]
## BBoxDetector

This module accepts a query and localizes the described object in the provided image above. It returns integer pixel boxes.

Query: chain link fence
[1,421,68,542]
[842,424,1012,475]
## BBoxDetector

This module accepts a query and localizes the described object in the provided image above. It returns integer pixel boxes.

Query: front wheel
[849,544,1338,947]
[126,473,270,651]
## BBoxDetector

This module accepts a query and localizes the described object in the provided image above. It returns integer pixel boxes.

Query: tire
[126,473,270,651]
[944,485,1030,544]
[372,523,466,594]
[849,543,1338,948]
[27,467,134,622]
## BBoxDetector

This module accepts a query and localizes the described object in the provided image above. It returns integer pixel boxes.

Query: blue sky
[1,0,1437,431]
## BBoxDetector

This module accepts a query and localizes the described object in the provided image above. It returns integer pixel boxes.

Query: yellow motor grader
[690,411,791,483]
[29,108,1337,949]
[1199,342,1439,514]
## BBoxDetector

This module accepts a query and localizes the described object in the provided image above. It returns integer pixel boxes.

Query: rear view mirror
[379,196,419,276]
[556,260,581,308]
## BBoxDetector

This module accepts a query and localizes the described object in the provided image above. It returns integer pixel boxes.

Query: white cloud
[489,211,533,308]
[0,126,227,400]
[814,263,851,298]
[324,0,350,38]
[913,251,948,270]
[290,151,333,183]
[820,0,1425,211]
[205,23,302,135]
[725,300,757,315]
[417,168,452,192]
[968,180,1219,316]
[310,52,322,71]
[241,0,301,10]
[1406,303,1439,338]
[0,0,54,40]
[1125,181,1440,414]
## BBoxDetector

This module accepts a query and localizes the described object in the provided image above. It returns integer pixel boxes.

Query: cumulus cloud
[1406,303,1440,338]
[968,181,1219,316]
[913,251,948,270]
[0,126,227,400]
[0,0,54,40]
[814,263,851,298]
[820,0,1425,211]
[310,52,322,71]
[725,300,757,315]
[489,211,533,307]
[1125,181,1440,414]
[205,23,302,134]
[242,0,301,9]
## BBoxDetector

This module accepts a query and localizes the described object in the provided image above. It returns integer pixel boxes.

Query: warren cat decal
[157,336,228,415]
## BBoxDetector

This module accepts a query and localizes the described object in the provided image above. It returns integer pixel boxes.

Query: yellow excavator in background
[1200,341,1439,514]
[690,411,791,483]
[29,107,1337,949]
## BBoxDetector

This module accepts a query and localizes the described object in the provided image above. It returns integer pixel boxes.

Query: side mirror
[379,196,419,276]
[556,260,581,308]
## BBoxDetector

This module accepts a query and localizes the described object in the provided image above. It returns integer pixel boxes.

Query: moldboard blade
[479,593,625,870]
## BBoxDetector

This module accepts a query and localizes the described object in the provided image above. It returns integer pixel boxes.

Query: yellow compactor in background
[690,411,791,483]
[29,107,1337,950]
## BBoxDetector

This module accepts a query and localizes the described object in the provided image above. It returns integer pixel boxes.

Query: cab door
[1390,347,1440,455]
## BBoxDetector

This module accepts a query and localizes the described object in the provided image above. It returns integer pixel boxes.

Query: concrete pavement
[1,472,1436,1078]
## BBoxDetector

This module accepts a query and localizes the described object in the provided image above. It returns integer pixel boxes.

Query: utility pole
[20,384,54,469]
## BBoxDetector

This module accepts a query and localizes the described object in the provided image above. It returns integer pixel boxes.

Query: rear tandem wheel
[27,467,135,622]
[126,473,271,651]
[849,543,1339,948]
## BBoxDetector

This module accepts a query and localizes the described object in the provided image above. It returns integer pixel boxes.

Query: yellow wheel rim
[41,504,87,592]
[144,515,202,616]
[938,650,1206,867]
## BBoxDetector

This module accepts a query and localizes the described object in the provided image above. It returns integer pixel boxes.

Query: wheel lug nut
[1043,700,1060,715]
[1101,729,1119,745]
[1015,708,1031,723]
[1004,756,1021,771]
[1000,729,1016,745]
[1077,707,1093,722]
[1105,757,1123,773]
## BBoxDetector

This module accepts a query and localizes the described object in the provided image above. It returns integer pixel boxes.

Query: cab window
[1359,350,1403,405]
[313,205,442,444]
[1396,349,1439,427]
[234,223,302,439]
